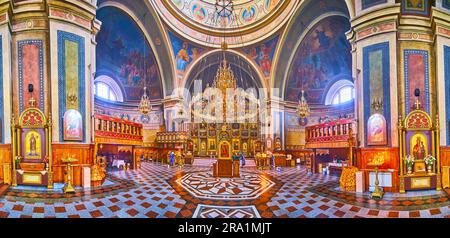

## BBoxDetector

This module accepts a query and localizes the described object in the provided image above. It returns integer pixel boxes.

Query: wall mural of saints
[285,16,351,104]
[96,7,162,101]
[367,113,387,146]
[409,132,430,160]
[244,35,278,77]
[401,0,430,16]
[63,109,83,141]
[24,130,43,160]
[169,31,205,73]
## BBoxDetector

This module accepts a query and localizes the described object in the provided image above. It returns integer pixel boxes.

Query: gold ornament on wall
[67,93,78,107]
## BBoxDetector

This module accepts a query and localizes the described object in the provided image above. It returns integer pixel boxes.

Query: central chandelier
[213,57,237,94]
[296,90,310,119]
[139,87,151,116]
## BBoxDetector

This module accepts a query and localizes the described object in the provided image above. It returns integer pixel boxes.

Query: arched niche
[183,51,265,97]
[96,0,175,99]
[272,0,352,102]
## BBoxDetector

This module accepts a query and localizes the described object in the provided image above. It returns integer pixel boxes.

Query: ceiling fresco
[285,16,352,104]
[96,6,163,102]
[169,0,281,29]
[151,0,298,47]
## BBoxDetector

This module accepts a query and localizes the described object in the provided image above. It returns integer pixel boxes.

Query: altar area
[398,102,442,193]
[11,99,53,188]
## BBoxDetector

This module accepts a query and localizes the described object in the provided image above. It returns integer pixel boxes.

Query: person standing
[240,152,246,168]
[169,151,175,167]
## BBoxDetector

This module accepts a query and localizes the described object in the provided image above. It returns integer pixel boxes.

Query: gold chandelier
[138,87,151,115]
[213,57,237,94]
[296,90,310,119]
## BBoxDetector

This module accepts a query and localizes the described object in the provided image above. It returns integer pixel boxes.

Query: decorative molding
[437,26,450,38]
[363,42,391,146]
[12,19,46,32]
[0,14,6,24]
[398,32,433,42]
[404,49,430,115]
[57,30,86,142]
[356,21,396,40]
[18,39,44,113]
[49,8,91,29]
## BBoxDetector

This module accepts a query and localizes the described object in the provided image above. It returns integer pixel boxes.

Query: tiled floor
[0,162,449,218]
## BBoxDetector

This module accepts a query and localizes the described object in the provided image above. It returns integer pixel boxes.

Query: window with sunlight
[95,82,118,102]
[331,86,355,105]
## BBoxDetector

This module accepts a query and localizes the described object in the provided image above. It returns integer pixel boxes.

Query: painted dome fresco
[151,0,299,47]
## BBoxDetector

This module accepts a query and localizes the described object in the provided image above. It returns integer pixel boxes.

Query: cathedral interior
[0,0,450,219]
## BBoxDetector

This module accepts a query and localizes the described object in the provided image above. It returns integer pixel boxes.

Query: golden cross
[414,98,421,110]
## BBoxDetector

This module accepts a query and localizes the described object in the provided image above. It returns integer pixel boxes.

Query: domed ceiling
[151,0,299,47]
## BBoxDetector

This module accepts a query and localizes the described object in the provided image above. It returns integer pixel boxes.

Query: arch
[94,75,125,102]
[181,50,267,97]
[271,0,352,102]
[324,79,354,105]
[97,0,175,97]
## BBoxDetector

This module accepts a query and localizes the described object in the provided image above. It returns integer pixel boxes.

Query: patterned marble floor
[0,162,449,218]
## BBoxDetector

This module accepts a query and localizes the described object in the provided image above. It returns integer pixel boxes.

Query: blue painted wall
[363,42,390,146]
[362,0,387,10]
[444,46,450,145]
[57,31,86,142]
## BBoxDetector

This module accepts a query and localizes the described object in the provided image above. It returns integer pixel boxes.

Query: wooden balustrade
[305,118,356,149]
[94,114,143,145]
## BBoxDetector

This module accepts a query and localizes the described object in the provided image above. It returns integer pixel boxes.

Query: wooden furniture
[184,152,194,165]
[94,114,144,171]
[305,118,356,149]
[443,166,450,189]
[12,105,53,188]
[273,153,287,167]
[255,153,270,170]
[212,159,239,178]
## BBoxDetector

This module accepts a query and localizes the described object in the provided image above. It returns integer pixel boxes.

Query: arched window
[331,86,355,105]
[94,75,124,102]
[95,82,117,101]
[325,80,355,105]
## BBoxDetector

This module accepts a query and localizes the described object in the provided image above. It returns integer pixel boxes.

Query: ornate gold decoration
[138,87,151,115]
[61,154,78,193]
[67,93,78,106]
[371,98,383,112]
[368,152,385,199]
[28,97,37,108]
[213,58,237,95]
[340,166,359,192]
[296,90,310,119]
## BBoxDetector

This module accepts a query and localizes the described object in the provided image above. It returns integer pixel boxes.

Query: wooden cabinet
[443,166,450,189]
[213,160,240,178]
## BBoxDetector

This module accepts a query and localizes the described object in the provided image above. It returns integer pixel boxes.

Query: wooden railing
[94,114,143,145]
[156,131,188,144]
[305,118,356,148]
